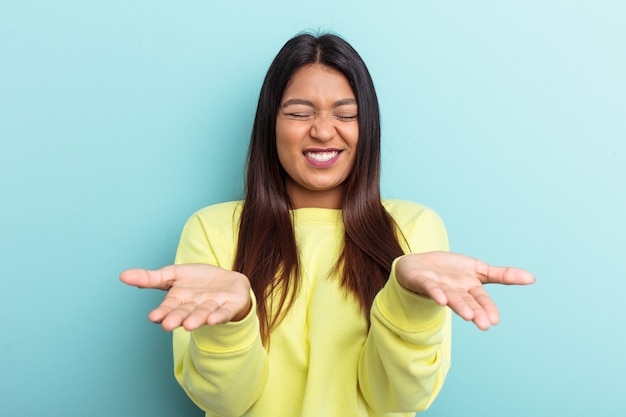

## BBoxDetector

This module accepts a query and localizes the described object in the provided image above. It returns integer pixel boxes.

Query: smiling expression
[276,63,359,209]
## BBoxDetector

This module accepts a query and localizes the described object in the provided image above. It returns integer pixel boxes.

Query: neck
[286,181,344,209]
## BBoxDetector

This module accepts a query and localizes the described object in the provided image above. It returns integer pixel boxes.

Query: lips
[303,149,342,168]
[305,150,339,162]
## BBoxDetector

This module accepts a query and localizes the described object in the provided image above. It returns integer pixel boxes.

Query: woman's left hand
[395,251,535,330]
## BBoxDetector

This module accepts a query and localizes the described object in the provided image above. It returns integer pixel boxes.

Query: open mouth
[304,151,340,162]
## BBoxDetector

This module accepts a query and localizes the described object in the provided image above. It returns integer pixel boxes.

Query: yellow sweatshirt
[173,199,451,417]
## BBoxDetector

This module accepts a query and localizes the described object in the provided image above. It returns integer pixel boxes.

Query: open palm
[395,252,535,330]
[120,264,252,331]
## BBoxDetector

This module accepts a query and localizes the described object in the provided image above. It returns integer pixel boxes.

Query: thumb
[119,267,176,290]
[475,262,536,286]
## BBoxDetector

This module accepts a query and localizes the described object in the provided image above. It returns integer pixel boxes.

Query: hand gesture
[395,252,535,330]
[120,264,252,331]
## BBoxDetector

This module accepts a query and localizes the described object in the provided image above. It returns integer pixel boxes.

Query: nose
[310,112,336,142]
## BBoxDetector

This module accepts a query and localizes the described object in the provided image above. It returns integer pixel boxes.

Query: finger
[182,300,223,330]
[119,269,150,287]
[119,266,177,290]
[475,262,536,286]
[472,312,492,331]
[469,286,500,326]
[455,291,492,330]
[204,301,247,326]
[443,285,495,330]
[417,279,449,306]
[442,287,475,322]
[159,302,201,331]
[148,295,185,323]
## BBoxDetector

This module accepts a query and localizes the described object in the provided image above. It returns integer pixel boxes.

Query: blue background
[2,1,624,416]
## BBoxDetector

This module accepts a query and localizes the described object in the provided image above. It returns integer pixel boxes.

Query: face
[276,63,359,209]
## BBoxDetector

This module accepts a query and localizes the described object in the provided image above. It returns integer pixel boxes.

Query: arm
[172,211,268,416]
[172,292,267,416]
[358,203,535,412]
[121,205,269,415]
[358,206,451,413]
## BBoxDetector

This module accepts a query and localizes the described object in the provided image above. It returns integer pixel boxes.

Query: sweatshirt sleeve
[358,204,452,413]
[172,207,268,416]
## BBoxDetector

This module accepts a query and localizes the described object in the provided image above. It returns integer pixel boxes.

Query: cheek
[275,136,294,162]
[275,135,298,174]
[339,126,359,152]
[343,127,360,168]
[275,123,289,156]
[276,123,308,154]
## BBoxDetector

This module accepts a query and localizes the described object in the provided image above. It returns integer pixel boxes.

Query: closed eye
[285,112,314,120]
[335,114,358,122]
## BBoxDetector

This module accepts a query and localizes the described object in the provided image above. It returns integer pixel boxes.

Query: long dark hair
[234,33,405,344]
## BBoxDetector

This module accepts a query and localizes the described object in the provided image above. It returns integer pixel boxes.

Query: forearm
[173,292,268,416]
[358,263,451,413]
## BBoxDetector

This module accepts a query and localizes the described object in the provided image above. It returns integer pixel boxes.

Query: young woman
[121,33,534,417]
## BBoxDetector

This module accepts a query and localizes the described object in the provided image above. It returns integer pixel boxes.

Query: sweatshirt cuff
[191,290,260,354]
[373,257,445,332]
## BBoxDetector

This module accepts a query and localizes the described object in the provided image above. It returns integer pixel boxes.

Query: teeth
[306,151,338,162]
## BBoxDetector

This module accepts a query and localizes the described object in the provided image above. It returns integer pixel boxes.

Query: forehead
[282,64,355,102]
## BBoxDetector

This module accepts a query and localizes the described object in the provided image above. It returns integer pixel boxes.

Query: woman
[121,33,534,417]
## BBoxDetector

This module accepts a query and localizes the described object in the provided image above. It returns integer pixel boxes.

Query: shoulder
[192,200,243,221]
[176,201,242,265]
[382,199,443,225]
[382,199,449,253]
[183,201,243,234]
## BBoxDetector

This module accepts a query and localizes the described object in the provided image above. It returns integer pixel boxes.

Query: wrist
[232,293,253,322]
[394,254,428,297]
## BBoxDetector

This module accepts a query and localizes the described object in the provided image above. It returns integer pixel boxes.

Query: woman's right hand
[120,264,252,331]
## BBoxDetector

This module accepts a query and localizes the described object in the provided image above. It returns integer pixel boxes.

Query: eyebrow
[281,98,357,108]
[281,99,314,108]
